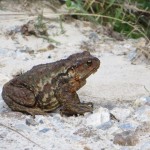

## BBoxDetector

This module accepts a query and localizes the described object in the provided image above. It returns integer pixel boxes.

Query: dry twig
[0,123,47,150]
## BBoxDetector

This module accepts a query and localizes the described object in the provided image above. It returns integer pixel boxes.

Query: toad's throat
[79,68,98,81]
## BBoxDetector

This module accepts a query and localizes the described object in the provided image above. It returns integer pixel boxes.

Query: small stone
[89,32,99,43]
[119,122,138,131]
[0,132,7,139]
[134,97,150,107]
[39,119,44,124]
[24,148,30,150]
[146,97,150,105]
[140,142,150,150]
[84,146,91,150]
[47,44,55,50]
[80,41,95,52]
[135,122,150,136]
[39,128,50,133]
[86,107,110,127]
[110,107,132,121]
[98,121,112,130]
[26,118,38,126]
[113,131,139,146]
[15,124,31,132]
[134,106,150,122]
[48,55,51,59]
[73,127,96,138]
[128,50,137,61]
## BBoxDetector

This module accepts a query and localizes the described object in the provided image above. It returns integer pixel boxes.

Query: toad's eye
[87,60,92,66]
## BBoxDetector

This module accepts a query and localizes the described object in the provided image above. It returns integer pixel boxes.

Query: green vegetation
[65,0,150,41]
[34,13,61,44]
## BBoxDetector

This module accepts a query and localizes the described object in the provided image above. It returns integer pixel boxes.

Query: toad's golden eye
[87,60,92,66]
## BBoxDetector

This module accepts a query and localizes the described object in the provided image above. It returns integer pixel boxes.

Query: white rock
[107,126,121,135]
[134,97,150,107]
[119,122,138,131]
[15,124,32,132]
[86,107,110,127]
[110,107,132,121]
[134,106,150,122]
[98,121,112,130]
[140,142,150,150]
[26,118,39,126]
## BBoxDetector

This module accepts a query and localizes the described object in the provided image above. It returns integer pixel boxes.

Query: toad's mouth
[80,67,99,81]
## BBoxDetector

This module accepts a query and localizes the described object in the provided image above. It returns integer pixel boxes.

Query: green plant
[35,12,47,31]
[34,13,61,44]
[59,15,65,34]
[65,0,150,41]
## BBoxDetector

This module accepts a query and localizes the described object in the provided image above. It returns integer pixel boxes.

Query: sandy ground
[0,2,150,150]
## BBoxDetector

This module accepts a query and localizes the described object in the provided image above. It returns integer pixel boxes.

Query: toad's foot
[60,102,93,116]
[11,104,48,117]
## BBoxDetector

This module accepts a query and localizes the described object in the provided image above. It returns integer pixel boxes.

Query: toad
[2,51,100,116]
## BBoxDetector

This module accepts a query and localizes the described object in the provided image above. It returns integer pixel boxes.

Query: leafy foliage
[65,0,150,40]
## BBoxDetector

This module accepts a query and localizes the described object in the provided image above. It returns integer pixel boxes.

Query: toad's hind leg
[2,82,36,107]
[2,83,50,116]
[2,92,46,116]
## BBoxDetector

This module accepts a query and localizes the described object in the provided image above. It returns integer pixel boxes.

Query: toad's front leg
[58,92,93,116]
[56,88,93,116]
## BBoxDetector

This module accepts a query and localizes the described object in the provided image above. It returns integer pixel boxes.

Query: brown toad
[2,51,100,116]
